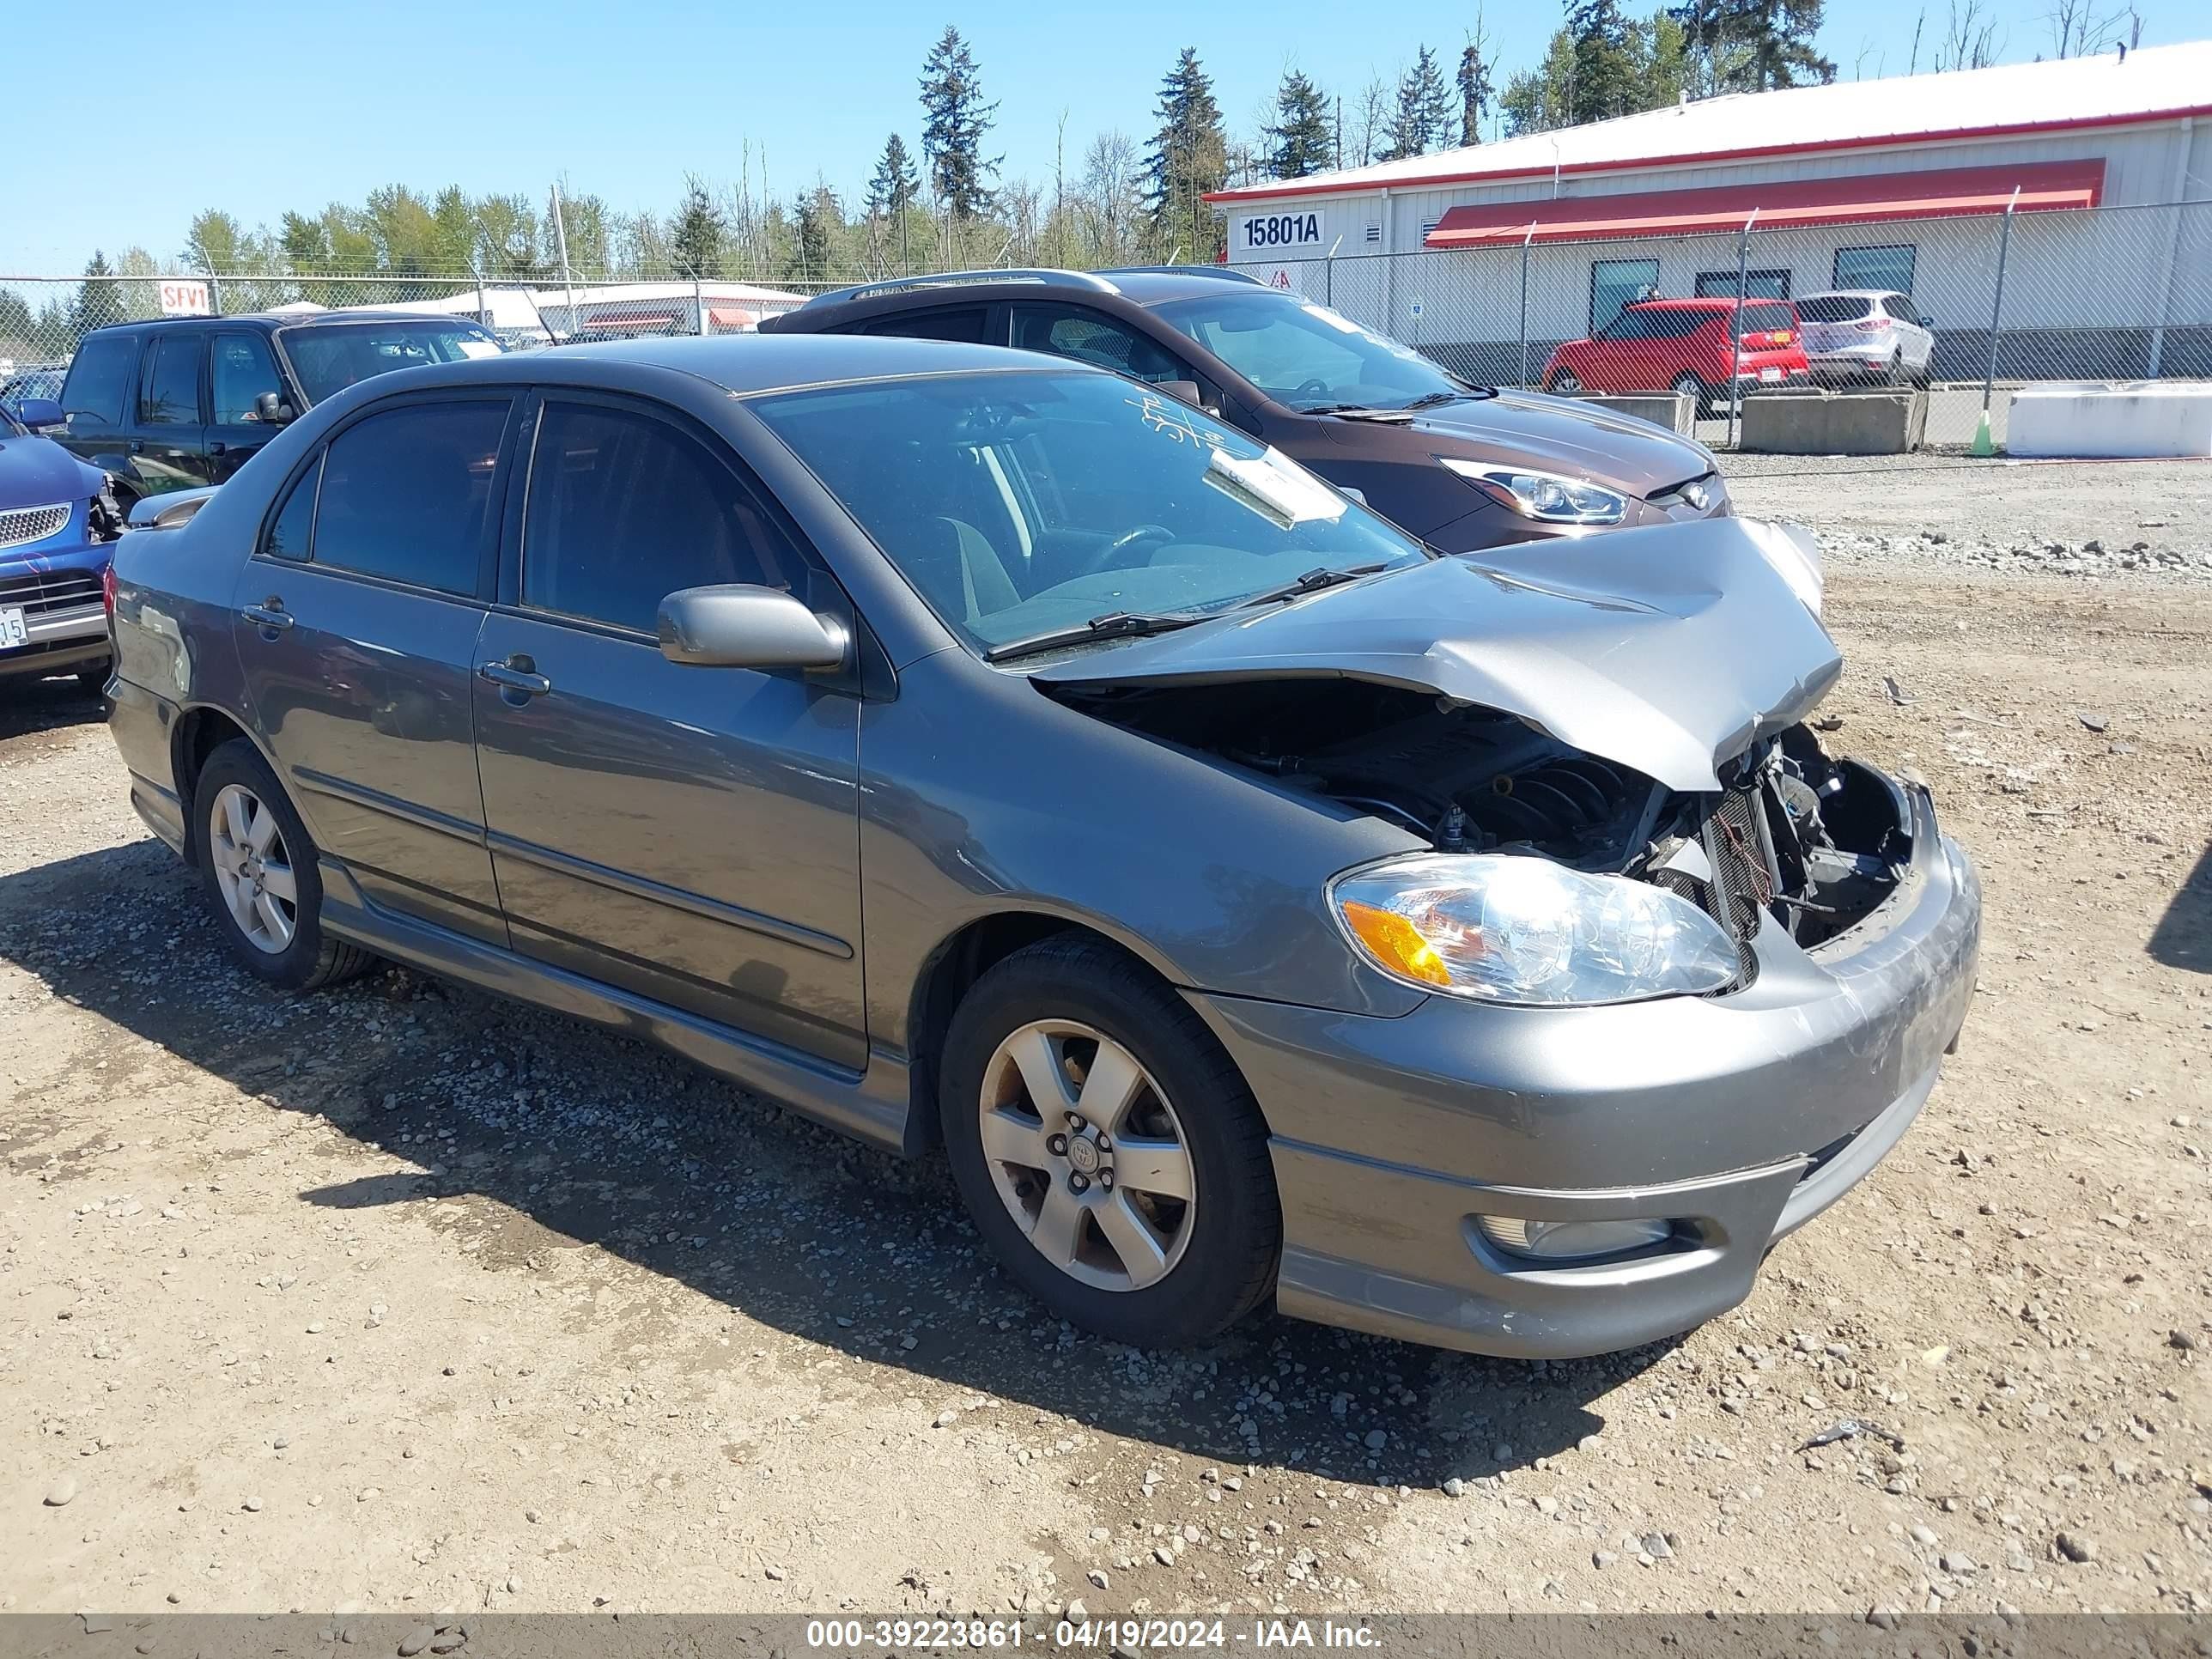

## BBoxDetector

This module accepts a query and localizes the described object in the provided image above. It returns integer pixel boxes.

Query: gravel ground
[3,481,2208,1620]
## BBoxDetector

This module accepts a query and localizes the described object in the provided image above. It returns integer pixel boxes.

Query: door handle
[240,601,292,633]
[478,659,552,696]
[128,440,143,453]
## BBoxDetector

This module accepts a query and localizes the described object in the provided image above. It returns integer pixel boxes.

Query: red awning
[1424,159,2105,248]
[708,307,761,328]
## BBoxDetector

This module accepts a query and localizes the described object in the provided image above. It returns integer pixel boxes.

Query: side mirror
[657,584,848,671]
[15,397,64,430]
[1160,379,1203,409]
[254,391,295,424]
[1339,485,1369,507]
[1917,316,1935,330]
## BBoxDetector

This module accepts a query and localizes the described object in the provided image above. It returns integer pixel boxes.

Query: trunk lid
[1030,519,1841,793]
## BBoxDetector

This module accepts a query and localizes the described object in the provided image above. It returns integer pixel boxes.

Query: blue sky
[3,0,2194,272]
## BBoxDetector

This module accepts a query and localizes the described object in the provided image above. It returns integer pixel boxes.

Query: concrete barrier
[2006,381,2212,459]
[1739,390,1928,456]
[1565,392,1695,436]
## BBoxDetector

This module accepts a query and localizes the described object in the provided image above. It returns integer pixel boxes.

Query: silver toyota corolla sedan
[105,335,1980,1358]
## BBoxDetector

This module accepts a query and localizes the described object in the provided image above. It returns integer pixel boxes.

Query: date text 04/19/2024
[803,1618,1383,1650]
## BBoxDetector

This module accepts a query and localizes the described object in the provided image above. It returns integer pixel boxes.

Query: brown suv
[762,267,1730,553]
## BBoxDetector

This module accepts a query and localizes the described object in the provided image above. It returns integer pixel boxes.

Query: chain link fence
[6,197,2209,449]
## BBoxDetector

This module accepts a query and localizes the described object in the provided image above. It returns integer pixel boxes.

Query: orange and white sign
[158,279,213,316]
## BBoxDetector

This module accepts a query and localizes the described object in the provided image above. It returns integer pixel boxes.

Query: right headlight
[1438,458,1628,526]
[1331,853,1741,1006]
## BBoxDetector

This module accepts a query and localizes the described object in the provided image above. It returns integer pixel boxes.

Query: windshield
[1152,293,1469,411]
[279,320,502,404]
[750,368,1428,653]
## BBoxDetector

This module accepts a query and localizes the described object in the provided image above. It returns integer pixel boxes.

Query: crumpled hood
[1411,388,1716,495]
[0,434,105,512]
[1033,519,1842,793]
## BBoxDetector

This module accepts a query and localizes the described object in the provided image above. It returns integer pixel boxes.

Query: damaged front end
[1046,674,1911,999]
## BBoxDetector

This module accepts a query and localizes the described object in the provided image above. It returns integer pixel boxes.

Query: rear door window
[137,333,204,425]
[62,333,138,426]
[310,400,508,595]
[1011,305,1187,384]
[862,306,994,343]
[522,401,805,634]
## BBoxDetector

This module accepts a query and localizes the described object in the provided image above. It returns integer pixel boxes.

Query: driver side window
[1012,305,1187,386]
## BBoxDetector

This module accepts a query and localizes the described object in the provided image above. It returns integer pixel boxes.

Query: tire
[1547,371,1583,394]
[1882,352,1904,386]
[75,656,112,691]
[192,738,375,991]
[1668,372,1707,413]
[939,934,1280,1348]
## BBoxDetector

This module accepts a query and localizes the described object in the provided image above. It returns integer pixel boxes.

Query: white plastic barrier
[2006,381,2212,459]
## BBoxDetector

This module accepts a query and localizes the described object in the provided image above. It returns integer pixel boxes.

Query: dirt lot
[3,462,2207,1621]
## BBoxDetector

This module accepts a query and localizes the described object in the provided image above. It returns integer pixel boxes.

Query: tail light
[102,563,118,620]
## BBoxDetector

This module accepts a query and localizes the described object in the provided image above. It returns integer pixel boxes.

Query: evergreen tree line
[33,1,1846,304]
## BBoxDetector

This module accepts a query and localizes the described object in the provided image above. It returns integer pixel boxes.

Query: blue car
[0,398,125,686]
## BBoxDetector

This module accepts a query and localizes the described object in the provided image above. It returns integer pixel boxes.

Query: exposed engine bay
[1051,678,1911,963]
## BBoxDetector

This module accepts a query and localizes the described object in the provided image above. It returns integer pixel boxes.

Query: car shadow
[0,838,1676,1490]
[2148,840,2211,975]
[0,672,107,740]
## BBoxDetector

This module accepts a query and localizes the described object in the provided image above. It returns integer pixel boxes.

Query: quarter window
[312,401,507,594]
[522,402,803,635]
[864,307,993,343]
[137,334,204,426]
[1834,244,1917,295]
[1012,306,1185,384]
[212,331,283,424]
[1589,259,1660,333]
[61,334,137,426]
[263,453,321,562]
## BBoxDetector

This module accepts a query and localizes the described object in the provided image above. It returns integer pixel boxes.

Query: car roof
[1797,289,1905,300]
[527,331,1068,395]
[1628,295,1778,309]
[788,264,1267,317]
[81,310,490,335]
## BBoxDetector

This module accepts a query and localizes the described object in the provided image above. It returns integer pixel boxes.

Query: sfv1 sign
[1241,211,1322,251]
[158,280,213,316]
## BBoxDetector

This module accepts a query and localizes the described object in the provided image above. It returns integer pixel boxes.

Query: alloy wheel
[208,782,298,955]
[976,1019,1196,1292]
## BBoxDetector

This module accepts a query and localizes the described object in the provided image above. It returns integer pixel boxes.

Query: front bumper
[0,536,112,682]
[1196,782,1980,1358]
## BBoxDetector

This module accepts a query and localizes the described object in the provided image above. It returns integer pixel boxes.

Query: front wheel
[939,935,1279,1347]
[193,739,375,991]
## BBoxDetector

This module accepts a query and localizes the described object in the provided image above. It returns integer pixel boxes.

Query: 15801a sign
[1240,212,1322,251]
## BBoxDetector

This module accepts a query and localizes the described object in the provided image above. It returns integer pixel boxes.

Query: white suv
[1796,291,1935,386]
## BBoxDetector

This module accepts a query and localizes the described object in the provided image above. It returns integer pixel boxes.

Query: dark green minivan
[50,312,502,507]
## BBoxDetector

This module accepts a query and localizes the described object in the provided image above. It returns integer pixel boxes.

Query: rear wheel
[939,935,1279,1348]
[1882,351,1905,386]
[1669,372,1707,412]
[193,739,375,991]
[1547,371,1583,394]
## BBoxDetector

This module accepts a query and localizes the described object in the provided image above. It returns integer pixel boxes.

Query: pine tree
[918,27,1000,224]
[1381,46,1453,161]
[670,175,727,277]
[1265,70,1336,179]
[793,185,841,281]
[865,134,921,222]
[1143,48,1228,260]
[1455,38,1497,145]
[69,252,125,336]
[1566,0,1643,124]
[1670,0,1834,91]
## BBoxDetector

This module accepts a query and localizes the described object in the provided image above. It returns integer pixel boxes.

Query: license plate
[1759,367,1784,383]
[0,605,25,650]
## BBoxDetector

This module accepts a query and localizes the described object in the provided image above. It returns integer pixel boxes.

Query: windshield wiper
[1243,562,1394,606]
[1297,403,1416,422]
[984,611,1201,664]
[1397,387,1498,410]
